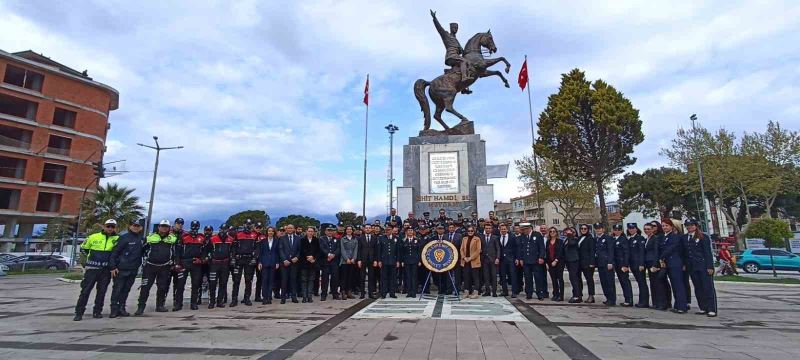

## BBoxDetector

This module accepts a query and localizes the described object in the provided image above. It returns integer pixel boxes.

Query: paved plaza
[1,274,799,360]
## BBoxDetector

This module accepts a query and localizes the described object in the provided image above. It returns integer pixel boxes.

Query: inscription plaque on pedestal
[429,152,459,194]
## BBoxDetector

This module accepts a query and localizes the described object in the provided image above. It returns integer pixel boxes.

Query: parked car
[737,249,800,273]
[0,253,19,262]
[2,255,69,271]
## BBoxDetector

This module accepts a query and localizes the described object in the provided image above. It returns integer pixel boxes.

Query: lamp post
[385,124,399,213]
[138,136,183,235]
[690,114,710,233]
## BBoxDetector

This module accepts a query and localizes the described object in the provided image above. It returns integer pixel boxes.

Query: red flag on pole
[363,75,369,105]
[518,59,528,91]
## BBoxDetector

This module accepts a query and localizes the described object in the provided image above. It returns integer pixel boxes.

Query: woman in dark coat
[563,227,582,303]
[577,224,596,303]
[545,227,566,301]
[299,227,320,303]
[626,223,649,308]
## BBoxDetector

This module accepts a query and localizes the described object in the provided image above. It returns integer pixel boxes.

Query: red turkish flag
[363,75,369,105]
[518,59,528,90]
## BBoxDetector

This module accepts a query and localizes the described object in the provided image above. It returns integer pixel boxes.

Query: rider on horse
[431,10,472,94]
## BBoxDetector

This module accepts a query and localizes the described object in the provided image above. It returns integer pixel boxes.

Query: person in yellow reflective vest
[74,219,120,321]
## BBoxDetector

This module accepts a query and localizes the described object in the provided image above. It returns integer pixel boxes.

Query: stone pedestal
[401,134,489,219]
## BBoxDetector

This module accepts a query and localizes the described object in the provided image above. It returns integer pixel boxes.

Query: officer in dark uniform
[379,224,400,298]
[685,219,717,317]
[659,220,688,313]
[207,224,233,308]
[231,219,258,306]
[173,220,206,311]
[199,225,214,305]
[108,218,145,318]
[417,224,434,294]
[627,223,649,308]
[319,224,341,301]
[516,223,544,300]
[612,224,633,306]
[643,222,665,309]
[593,223,616,306]
[135,220,176,315]
[401,227,422,297]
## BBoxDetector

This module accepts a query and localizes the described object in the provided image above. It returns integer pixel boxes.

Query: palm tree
[81,183,145,233]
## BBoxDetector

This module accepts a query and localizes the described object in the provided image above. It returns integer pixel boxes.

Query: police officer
[199,225,214,305]
[207,224,232,309]
[173,220,206,311]
[319,225,341,301]
[611,224,633,306]
[74,219,119,321]
[516,223,543,300]
[659,219,688,313]
[627,223,649,308]
[593,223,616,306]
[685,219,717,317]
[135,220,176,315]
[401,227,422,297]
[231,219,258,306]
[108,218,145,318]
[379,224,400,298]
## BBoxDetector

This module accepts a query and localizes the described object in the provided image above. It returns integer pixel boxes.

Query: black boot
[243,299,252,306]
[134,305,145,316]
[92,311,103,319]
[190,303,199,310]
[73,313,83,321]
[109,307,119,318]
[155,304,169,312]
[216,301,226,308]
[229,300,238,307]
[119,307,131,317]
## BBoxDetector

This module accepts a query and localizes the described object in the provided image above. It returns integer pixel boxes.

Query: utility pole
[385,124,399,214]
[138,136,183,235]
[690,114,710,233]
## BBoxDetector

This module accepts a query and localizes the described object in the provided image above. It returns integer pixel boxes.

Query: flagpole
[361,74,369,225]
[524,55,542,224]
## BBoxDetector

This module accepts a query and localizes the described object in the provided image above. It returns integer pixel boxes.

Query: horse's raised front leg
[480,70,510,88]
[483,57,511,74]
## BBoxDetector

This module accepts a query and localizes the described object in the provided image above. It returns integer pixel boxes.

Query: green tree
[336,211,365,227]
[276,214,320,230]
[81,183,145,234]
[741,121,800,218]
[744,218,793,277]
[515,155,597,227]
[618,167,695,220]
[535,68,643,226]
[39,218,74,252]
[225,210,270,228]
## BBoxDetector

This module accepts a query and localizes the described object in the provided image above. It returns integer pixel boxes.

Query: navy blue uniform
[516,232,544,299]
[613,235,633,304]
[109,231,144,315]
[659,232,688,311]
[319,235,340,300]
[401,237,421,297]
[628,234,649,307]
[379,235,401,297]
[594,234,616,305]
[686,232,717,313]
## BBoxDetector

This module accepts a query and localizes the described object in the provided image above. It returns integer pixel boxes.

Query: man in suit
[480,223,500,297]
[278,224,301,304]
[378,225,400,298]
[497,223,518,297]
[577,224,596,303]
[535,225,550,300]
[446,223,463,294]
[319,225,340,301]
[385,208,402,228]
[516,223,544,300]
[358,224,380,299]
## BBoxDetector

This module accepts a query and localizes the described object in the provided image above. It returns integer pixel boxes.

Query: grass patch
[716,275,800,285]
[7,268,69,276]
[62,272,84,281]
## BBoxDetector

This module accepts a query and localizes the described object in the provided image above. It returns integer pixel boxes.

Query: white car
[0,263,9,276]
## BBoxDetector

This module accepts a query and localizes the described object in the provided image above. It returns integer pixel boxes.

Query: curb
[57,277,82,283]
[716,280,800,287]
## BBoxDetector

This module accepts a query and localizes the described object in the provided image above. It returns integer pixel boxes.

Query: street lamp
[137,136,183,235]
[385,124,399,213]
[690,114,710,233]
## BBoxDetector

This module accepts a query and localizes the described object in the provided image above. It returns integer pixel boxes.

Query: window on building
[3,65,44,92]
[0,124,33,149]
[46,135,72,156]
[0,188,21,209]
[36,192,62,212]
[0,155,26,179]
[553,218,560,225]
[0,93,38,120]
[52,108,76,128]
[41,163,66,184]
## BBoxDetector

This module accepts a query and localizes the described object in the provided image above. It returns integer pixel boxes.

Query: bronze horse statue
[414,31,511,132]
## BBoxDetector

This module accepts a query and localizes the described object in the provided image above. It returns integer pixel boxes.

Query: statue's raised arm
[430,9,448,40]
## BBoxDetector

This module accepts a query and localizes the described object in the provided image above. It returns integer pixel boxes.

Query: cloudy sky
[1,0,797,224]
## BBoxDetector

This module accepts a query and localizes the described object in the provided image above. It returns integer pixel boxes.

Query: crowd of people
[72,208,718,321]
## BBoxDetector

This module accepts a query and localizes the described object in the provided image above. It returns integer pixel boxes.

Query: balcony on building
[3,64,44,92]
[0,124,33,150]
[0,93,38,120]
[0,155,26,179]
[0,187,21,210]
[46,134,71,156]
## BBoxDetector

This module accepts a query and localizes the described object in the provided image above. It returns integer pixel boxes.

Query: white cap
[104,219,117,225]
[519,222,532,227]
[159,219,171,226]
